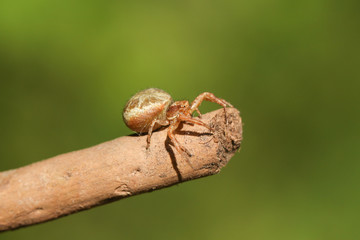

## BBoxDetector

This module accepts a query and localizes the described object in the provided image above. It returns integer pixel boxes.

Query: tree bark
[0,108,242,232]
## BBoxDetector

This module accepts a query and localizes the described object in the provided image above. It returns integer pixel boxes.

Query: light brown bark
[0,108,242,232]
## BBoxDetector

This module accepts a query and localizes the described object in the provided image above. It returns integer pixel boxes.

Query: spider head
[166,100,190,119]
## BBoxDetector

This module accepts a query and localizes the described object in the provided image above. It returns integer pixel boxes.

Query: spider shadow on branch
[164,136,183,182]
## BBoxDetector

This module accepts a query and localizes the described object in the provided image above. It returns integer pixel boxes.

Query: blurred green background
[1,0,359,239]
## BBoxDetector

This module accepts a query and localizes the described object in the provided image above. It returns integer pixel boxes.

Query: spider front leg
[195,108,202,118]
[189,92,233,122]
[146,119,169,149]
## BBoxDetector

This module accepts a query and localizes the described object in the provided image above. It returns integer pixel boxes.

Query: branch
[0,108,242,232]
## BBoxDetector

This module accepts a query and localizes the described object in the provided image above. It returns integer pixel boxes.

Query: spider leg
[178,115,212,132]
[146,119,169,149]
[179,115,215,145]
[195,108,202,118]
[190,92,233,113]
[167,123,192,157]
[189,92,233,123]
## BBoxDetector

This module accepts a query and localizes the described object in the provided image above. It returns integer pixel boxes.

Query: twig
[0,108,242,232]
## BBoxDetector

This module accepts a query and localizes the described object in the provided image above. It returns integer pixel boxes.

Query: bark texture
[0,108,242,232]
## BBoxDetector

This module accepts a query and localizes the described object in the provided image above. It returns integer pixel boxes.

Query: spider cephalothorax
[123,88,232,156]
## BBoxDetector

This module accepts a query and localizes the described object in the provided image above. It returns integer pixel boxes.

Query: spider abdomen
[123,88,173,133]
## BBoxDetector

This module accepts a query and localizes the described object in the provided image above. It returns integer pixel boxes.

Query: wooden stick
[0,108,242,232]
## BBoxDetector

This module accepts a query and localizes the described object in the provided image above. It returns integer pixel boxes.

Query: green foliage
[1,0,359,239]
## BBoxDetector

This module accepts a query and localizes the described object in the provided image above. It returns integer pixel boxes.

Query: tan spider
[123,88,232,156]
